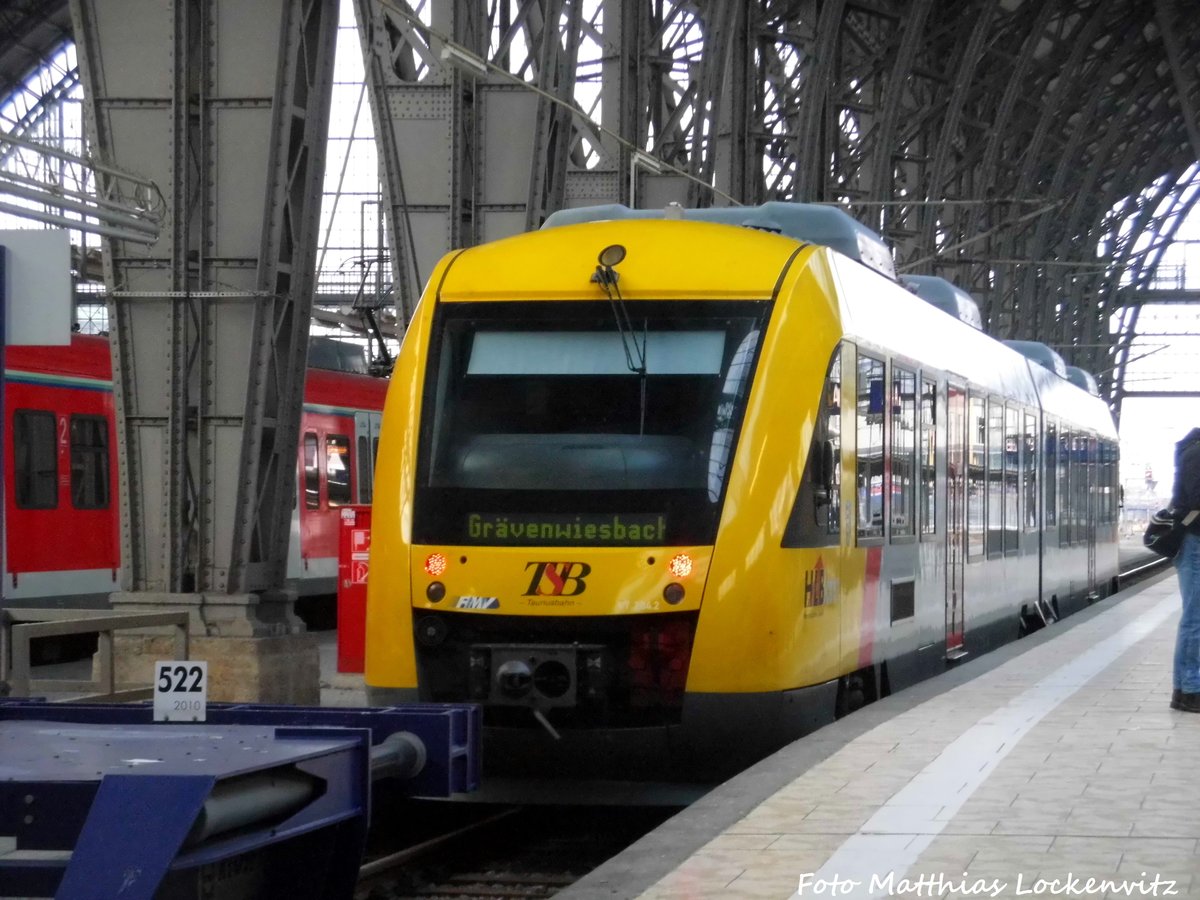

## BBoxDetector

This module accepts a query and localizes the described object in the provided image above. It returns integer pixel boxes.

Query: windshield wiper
[592,258,648,435]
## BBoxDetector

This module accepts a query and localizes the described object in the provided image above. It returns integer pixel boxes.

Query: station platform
[563,569,1199,899]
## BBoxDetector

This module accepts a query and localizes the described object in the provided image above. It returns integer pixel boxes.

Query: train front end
[365,218,829,779]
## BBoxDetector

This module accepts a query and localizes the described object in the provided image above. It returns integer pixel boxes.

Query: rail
[0,608,189,701]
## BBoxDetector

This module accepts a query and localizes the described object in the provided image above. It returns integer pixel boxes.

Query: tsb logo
[523,561,592,596]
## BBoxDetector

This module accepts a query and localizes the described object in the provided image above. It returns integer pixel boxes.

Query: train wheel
[834,666,878,719]
[1018,604,1043,637]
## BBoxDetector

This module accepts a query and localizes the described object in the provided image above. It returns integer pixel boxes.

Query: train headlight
[667,553,693,578]
[426,581,446,602]
[598,244,626,267]
[424,553,448,577]
[663,583,685,605]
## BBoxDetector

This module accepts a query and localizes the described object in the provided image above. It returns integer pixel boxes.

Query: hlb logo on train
[523,561,592,596]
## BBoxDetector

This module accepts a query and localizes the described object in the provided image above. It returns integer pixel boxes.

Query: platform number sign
[153,660,208,722]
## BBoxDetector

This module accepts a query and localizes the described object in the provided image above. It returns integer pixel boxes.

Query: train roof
[305,364,389,410]
[541,202,896,280]
[1003,340,1069,378]
[308,336,370,374]
[900,275,983,330]
[1065,365,1101,396]
[438,218,803,302]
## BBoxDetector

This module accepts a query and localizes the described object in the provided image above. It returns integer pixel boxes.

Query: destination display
[466,512,667,545]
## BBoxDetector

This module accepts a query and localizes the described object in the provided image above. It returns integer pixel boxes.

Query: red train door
[945,383,967,656]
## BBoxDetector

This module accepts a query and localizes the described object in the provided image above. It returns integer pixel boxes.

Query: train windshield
[413,299,771,546]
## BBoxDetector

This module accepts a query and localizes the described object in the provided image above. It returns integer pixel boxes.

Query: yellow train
[364,203,1119,780]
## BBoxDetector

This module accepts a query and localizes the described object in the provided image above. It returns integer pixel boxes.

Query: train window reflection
[967,395,985,558]
[891,366,916,538]
[783,345,841,547]
[1024,413,1038,531]
[326,434,352,507]
[70,415,109,509]
[919,378,936,536]
[14,409,57,509]
[823,349,842,537]
[1065,432,1075,549]
[414,299,771,546]
[1045,421,1057,527]
[358,435,371,502]
[1004,405,1019,553]
[987,400,1004,556]
[857,353,885,541]
[304,432,320,510]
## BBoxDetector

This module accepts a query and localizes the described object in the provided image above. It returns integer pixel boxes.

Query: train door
[354,411,382,503]
[945,384,967,656]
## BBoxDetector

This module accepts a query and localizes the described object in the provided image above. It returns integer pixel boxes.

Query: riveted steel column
[70,0,336,701]
[232,0,340,598]
[354,1,488,323]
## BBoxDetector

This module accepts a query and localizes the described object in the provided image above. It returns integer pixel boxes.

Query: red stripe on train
[858,546,883,668]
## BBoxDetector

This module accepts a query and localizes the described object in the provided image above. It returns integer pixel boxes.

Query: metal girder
[70,0,337,609]
[1156,0,1200,162]
[4,0,1200,412]
[523,0,581,229]
[349,0,1197,409]
[354,0,490,324]
[0,1,73,104]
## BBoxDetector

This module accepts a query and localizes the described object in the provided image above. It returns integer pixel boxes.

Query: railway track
[355,803,677,900]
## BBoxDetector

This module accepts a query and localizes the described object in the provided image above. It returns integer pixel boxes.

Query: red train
[3,334,388,610]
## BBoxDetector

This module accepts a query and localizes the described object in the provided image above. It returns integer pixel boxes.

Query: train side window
[13,410,58,509]
[326,434,352,507]
[70,415,110,509]
[1023,413,1038,531]
[856,352,885,542]
[1102,440,1119,524]
[890,366,916,539]
[783,345,841,548]
[357,435,372,503]
[919,378,936,537]
[967,394,985,559]
[986,399,1004,557]
[304,432,320,509]
[1109,440,1121,523]
[1077,434,1092,544]
[1058,428,1071,546]
[1045,420,1057,527]
[1003,405,1019,554]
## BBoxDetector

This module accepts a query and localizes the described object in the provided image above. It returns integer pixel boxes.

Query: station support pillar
[109,593,319,705]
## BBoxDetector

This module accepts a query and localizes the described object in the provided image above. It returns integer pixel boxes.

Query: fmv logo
[523,561,592,596]
[456,596,500,610]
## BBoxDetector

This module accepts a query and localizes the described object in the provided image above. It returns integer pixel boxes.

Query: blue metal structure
[0,700,480,900]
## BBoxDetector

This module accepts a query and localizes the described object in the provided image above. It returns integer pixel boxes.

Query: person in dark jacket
[1170,427,1200,712]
